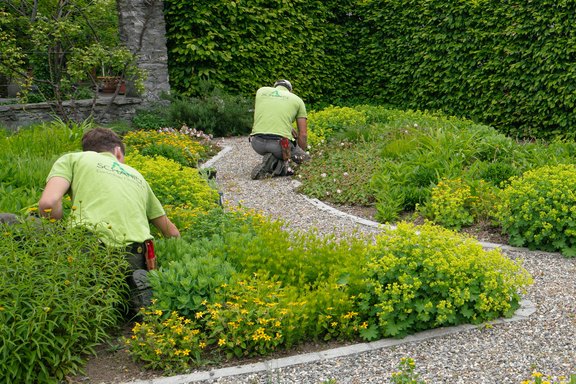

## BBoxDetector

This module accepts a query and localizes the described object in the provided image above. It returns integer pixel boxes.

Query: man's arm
[38,176,71,219]
[296,117,308,150]
[151,215,180,238]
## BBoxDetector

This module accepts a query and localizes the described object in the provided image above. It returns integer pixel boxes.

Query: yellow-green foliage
[421,178,499,230]
[125,152,220,212]
[497,164,576,257]
[307,106,367,148]
[358,222,532,338]
[124,130,207,167]
[521,372,576,384]
[163,205,210,232]
[126,275,302,371]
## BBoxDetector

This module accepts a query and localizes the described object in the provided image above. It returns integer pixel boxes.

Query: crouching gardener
[250,79,310,180]
[38,127,180,311]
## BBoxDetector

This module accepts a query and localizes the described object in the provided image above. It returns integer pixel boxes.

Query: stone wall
[117,0,171,100]
[0,97,143,130]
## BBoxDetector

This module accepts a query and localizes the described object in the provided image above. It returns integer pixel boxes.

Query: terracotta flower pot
[97,76,126,94]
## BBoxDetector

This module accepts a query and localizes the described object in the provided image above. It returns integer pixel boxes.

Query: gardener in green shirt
[38,127,180,310]
[250,79,310,180]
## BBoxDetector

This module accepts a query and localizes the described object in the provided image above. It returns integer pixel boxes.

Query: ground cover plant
[125,208,532,373]
[0,114,542,381]
[298,105,576,256]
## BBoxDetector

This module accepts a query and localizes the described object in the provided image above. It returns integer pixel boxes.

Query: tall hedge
[356,0,576,139]
[163,0,359,105]
[163,0,576,139]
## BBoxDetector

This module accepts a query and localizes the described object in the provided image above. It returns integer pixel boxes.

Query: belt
[127,242,146,256]
[253,133,284,140]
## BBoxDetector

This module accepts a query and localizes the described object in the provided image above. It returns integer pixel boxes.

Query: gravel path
[193,137,576,384]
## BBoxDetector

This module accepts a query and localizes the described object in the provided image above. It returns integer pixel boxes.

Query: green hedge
[163,0,576,139]
[162,0,358,104]
[356,0,576,139]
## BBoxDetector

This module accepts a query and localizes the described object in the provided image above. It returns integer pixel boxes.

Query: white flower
[337,189,342,194]
[321,173,327,178]
[343,172,349,176]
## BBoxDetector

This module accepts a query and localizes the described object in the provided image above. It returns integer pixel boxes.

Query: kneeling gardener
[250,79,310,179]
[39,127,180,310]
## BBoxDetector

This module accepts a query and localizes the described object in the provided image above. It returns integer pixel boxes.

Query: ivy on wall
[163,0,576,139]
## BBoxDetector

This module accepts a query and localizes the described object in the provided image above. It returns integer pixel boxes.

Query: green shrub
[0,121,83,189]
[149,252,236,318]
[127,272,362,372]
[132,105,172,130]
[126,274,302,372]
[125,152,221,212]
[472,161,519,187]
[168,93,253,137]
[0,220,128,382]
[357,222,532,339]
[307,106,368,148]
[419,178,499,230]
[497,164,576,257]
[124,129,213,168]
[0,185,42,212]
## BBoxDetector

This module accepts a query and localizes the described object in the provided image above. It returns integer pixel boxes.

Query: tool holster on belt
[127,240,157,271]
[280,137,291,161]
[144,239,157,270]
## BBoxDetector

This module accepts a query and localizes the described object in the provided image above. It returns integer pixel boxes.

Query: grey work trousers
[250,135,309,163]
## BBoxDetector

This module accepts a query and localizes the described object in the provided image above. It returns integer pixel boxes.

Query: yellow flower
[199,341,206,349]
[155,349,162,355]
[195,311,204,319]
[218,338,226,346]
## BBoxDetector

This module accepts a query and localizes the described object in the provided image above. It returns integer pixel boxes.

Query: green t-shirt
[251,86,307,139]
[47,151,165,246]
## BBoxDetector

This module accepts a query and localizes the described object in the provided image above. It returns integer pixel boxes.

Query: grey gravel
[136,137,576,384]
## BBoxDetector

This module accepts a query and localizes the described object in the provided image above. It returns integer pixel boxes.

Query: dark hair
[82,128,125,154]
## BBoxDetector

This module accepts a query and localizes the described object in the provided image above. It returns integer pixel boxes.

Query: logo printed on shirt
[263,89,287,99]
[96,161,145,188]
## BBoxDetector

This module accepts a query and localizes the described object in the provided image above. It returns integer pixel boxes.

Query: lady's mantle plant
[497,164,576,257]
[356,222,533,339]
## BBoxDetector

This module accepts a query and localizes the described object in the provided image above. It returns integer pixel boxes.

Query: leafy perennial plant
[497,164,576,257]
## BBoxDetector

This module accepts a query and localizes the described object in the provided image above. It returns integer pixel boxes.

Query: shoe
[132,269,153,309]
[251,153,274,180]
